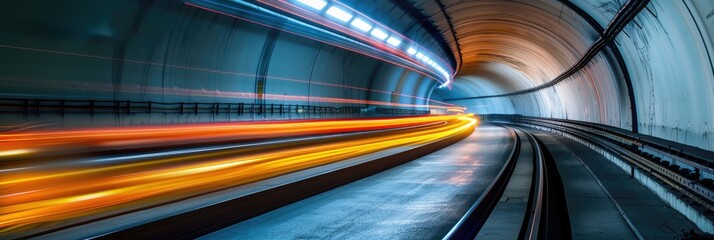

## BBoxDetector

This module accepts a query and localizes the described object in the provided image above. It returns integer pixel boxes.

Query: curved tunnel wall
[437,48,631,126]
[429,0,633,127]
[431,0,714,151]
[0,0,440,126]
[612,0,714,150]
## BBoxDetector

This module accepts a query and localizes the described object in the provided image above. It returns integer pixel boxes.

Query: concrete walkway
[535,130,700,239]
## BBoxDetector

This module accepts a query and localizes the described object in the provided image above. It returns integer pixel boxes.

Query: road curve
[201,124,515,240]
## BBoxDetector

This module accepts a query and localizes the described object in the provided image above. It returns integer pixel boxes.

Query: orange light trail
[0,115,477,237]
[0,115,458,160]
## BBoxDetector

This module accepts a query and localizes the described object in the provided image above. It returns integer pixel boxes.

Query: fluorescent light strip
[386,36,401,47]
[350,18,372,32]
[326,6,353,22]
[370,28,388,40]
[296,0,327,10]
[407,48,417,55]
[289,0,452,85]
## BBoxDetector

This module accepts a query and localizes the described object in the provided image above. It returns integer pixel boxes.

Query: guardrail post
[23,99,28,117]
[89,100,95,116]
[630,165,635,178]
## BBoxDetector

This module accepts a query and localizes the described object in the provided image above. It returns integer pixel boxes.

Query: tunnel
[1,0,714,239]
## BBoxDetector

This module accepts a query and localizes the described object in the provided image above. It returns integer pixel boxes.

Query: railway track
[444,126,571,240]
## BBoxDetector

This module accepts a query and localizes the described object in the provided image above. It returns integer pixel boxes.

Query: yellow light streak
[0,115,477,235]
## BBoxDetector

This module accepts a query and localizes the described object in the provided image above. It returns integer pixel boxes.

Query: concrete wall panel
[0,0,438,126]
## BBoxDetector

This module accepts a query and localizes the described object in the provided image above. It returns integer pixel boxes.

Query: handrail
[484,114,714,172]
[531,120,714,207]
[492,116,714,222]
[0,97,429,116]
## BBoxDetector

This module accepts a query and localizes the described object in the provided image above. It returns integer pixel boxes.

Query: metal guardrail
[486,115,714,212]
[543,123,714,209]
[483,114,714,175]
[0,98,429,117]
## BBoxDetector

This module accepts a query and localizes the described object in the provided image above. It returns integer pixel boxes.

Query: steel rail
[443,126,521,239]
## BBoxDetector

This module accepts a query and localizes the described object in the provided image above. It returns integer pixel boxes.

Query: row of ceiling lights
[295,0,452,87]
